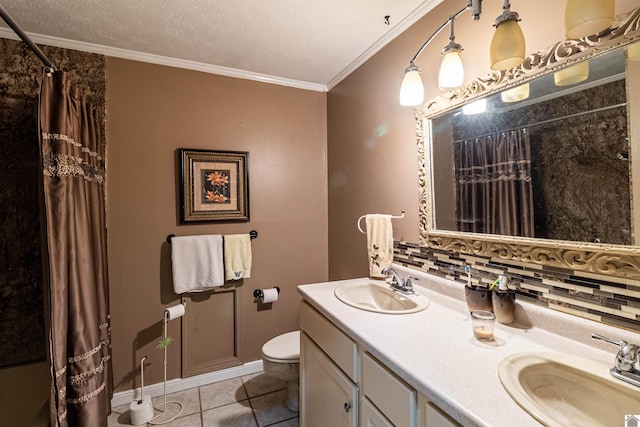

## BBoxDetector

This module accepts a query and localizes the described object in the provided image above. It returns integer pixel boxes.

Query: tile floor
[108,372,298,427]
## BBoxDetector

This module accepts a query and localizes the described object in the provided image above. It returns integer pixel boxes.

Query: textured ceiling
[0,0,442,90]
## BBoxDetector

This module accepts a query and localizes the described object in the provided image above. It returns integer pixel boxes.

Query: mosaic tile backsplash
[394,241,640,333]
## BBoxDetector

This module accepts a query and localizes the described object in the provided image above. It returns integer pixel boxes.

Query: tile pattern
[108,373,298,427]
[395,241,640,332]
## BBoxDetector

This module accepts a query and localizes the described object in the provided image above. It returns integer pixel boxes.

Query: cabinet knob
[344,402,351,412]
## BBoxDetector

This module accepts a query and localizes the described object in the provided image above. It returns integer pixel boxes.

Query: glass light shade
[501,83,530,103]
[462,98,487,115]
[628,41,640,62]
[554,61,589,86]
[438,49,464,90]
[564,0,614,39]
[400,68,424,106]
[490,20,526,71]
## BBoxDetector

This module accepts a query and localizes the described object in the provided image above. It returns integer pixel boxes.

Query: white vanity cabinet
[300,333,358,426]
[419,395,461,427]
[300,302,359,427]
[362,352,418,426]
[300,301,461,427]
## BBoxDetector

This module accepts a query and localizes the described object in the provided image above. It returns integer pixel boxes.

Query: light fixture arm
[407,3,476,66]
[443,17,463,53]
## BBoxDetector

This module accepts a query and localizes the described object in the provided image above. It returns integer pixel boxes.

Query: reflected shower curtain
[455,129,534,237]
[39,70,112,426]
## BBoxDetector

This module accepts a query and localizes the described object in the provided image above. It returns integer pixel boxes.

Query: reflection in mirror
[430,48,631,245]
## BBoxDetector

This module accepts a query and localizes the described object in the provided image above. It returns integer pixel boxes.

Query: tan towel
[171,234,224,294]
[224,234,252,281]
[365,214,393,278]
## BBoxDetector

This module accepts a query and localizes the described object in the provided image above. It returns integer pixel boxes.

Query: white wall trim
[111,360,263,408]
[0,28,326,92]
[325,0,443,91]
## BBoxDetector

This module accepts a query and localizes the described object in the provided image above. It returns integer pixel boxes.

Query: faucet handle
[592,333,625,347]
[404,276,419,287]
[592,333,639,372]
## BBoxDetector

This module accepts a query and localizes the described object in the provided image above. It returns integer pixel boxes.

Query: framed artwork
[179,149,249,223]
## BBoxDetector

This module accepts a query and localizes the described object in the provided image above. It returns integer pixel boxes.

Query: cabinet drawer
[363,352,417,427]
[425,402,461,427]
[300,302,358,381]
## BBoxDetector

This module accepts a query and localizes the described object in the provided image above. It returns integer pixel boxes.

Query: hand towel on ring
[365,214,393,279]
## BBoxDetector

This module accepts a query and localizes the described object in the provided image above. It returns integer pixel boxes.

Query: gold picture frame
[179,149,249,223]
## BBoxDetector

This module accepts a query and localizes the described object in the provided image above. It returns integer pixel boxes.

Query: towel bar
[167,231,258,244]
[357,211,405,234]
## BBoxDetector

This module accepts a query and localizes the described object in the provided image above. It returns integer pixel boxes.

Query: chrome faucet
[592,333,640,387]
[381,267,418,295]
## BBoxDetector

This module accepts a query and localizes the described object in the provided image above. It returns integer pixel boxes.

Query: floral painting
[203,169,230,204]
[179,149,249,223]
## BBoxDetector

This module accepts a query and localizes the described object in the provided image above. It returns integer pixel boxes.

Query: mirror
[418,8,640,279]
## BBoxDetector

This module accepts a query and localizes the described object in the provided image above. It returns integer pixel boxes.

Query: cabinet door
[361,397,394,427]
[301,332,358,427]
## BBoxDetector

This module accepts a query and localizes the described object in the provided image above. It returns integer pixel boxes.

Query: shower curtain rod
[0,5,56,71]
[453,102,627,144]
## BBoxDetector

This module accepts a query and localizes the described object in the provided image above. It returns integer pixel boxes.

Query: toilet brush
[129,356,154,425]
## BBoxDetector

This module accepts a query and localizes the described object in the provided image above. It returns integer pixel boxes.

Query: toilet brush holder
[129,356,154,425]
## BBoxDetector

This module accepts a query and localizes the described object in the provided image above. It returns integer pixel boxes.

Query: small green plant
[156,336,174,350]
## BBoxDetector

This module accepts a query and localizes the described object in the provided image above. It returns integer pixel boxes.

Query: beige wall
[327,0,637,279]
[106,58,328,392]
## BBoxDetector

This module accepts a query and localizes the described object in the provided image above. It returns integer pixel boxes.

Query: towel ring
[357,210,405,234]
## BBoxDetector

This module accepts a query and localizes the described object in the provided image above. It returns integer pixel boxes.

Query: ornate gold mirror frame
[417,8,640,279]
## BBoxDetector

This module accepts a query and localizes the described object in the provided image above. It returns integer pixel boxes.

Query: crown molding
[325,0,444,90]
[0,28,327,92]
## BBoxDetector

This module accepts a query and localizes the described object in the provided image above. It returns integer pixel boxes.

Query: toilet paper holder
[253,287,280,299]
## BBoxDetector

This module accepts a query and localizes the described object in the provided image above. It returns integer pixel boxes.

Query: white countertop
[297,263,639,427]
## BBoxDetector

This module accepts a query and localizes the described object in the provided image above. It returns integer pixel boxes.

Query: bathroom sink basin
[498,352,640,427]
[334,281,429,314]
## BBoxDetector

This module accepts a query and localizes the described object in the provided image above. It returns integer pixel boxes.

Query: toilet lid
[262,330,300,362]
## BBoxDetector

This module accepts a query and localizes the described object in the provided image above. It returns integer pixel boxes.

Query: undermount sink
[498,352,640,427]
[334,280,430,314]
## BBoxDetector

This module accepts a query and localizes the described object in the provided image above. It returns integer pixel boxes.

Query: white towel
[171,235,224,294]
[365,214,394,278]
[224,234,252,280]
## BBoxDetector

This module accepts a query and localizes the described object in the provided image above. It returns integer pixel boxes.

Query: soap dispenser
[492,274,515,324]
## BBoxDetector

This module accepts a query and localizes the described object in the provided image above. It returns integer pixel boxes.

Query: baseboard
[111,360,264,408]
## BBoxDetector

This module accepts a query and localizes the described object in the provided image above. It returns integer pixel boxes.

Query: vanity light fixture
[554,60,589,86]
[399,0,483,106]
[501,83,529,103]
[438,17,465,90]
[628,41,640,62]
[489,0,526,71]
[462,98,487,115]
[564,0,615,39]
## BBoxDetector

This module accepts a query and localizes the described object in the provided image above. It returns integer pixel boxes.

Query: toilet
[261,330,300,412]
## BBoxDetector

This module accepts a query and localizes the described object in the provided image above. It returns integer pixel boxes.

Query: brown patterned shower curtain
[455,129,534,237]
[39,70,112,426]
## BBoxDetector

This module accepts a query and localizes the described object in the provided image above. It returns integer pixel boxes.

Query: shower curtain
[39,70,112,426]
[455,129,535,237]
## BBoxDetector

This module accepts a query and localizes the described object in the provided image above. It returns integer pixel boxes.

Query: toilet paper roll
[129,395,154,425]
[165,303,185,320]
[261,288,279,303]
